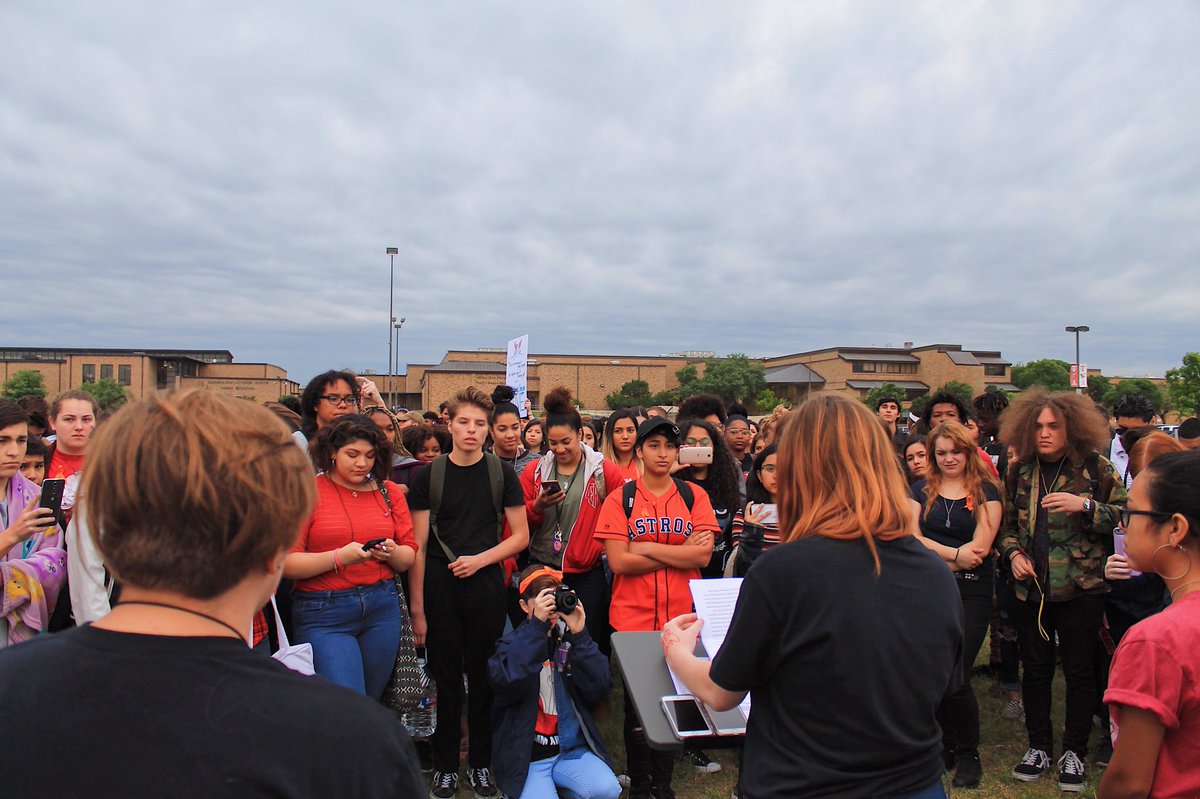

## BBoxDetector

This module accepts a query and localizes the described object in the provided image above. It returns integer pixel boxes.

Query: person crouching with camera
[487,565,620,799]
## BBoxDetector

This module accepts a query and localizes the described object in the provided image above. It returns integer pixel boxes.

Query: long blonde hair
[921,421,1000,528]
[776,395,912,573]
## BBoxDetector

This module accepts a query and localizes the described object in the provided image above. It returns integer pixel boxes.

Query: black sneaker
[1012,748,1051,782]
[429,770,458,799]
[1094,737,1113,767]
[684,749,721,773]
[1057,751,1085,792]
[468,767,497,798]
[953,749,982,788]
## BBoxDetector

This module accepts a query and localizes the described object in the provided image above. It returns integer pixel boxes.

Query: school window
[984,364,1006,376]
[852,362,876,373]
[82,363,96,383]
[118,364,132,386]
[101,364,113,381]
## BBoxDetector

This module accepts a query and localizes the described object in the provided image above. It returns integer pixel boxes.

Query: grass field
[597,662,1103,799]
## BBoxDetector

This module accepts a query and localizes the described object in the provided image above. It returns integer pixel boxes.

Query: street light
[386,247,398,408]
[393,318,406,409]
[1065,325,1090,394]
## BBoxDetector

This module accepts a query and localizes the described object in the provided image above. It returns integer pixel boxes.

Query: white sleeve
[67,500,113,624]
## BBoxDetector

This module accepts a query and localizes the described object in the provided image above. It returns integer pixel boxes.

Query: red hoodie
[521,449,623,574]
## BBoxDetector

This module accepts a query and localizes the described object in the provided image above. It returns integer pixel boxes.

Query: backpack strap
[484,452,505,540]
[673,478,695,511]
[622,480,638,519]
[427,455,457,562]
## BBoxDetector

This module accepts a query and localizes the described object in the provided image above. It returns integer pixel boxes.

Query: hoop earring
[1150,543,1192,581]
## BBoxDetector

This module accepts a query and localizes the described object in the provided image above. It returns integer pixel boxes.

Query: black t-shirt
[0,625,424,798]
[710,536,963,799]
[909,480,1001,575]
[406,455,523,562]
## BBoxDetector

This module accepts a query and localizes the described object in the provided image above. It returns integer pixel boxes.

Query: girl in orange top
[284,415,416,698]
[600,409,641,484]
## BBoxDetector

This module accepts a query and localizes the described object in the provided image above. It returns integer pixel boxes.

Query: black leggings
[938,569,993,753]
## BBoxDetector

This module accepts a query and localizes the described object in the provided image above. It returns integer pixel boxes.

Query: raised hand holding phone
[0,495,56,551]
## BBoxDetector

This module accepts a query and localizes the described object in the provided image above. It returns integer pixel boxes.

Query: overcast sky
[2,2,1196,385]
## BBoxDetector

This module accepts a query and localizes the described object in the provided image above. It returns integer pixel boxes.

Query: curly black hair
[311,414,391,482]
[1112,392,1155,422]
[299,370,361,438]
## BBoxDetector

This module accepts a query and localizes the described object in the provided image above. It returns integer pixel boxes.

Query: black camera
[553,584,578,614]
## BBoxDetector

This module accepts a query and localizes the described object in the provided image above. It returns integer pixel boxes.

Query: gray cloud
[1,1,1196,385]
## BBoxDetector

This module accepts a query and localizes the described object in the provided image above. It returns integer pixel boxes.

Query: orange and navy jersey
[594,479,719,632]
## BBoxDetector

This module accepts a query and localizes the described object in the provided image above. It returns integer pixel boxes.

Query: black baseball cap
[636,417,680,446]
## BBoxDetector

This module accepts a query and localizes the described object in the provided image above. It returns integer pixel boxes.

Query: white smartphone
[707,705,748,736]
[756,503,778,525]
[661,695,713,738]
[678,446,714,466]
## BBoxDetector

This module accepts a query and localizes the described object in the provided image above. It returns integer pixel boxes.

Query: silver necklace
[940,497,959,528]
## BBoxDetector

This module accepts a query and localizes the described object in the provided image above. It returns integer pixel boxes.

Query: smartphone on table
[661,695,713,738]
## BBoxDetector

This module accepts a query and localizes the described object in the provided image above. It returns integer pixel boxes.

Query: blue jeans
[292,579,401,699]
[518,749,620,799]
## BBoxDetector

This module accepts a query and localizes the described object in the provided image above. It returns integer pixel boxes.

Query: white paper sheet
[689,577,742,659]
[690,577,751,718]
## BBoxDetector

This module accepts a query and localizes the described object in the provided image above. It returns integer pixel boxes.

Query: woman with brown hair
[908,421,1002,787]
[0,390,423,797]
[664,395,962,799]
[600,408,641,483]
[283,415,417,699]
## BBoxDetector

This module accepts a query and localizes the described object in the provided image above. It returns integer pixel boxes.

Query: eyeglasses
[727,427,751,436]
[1118,508,1173,528]
[760,464,777,474]
[684,437,712,447]
[319,394,359,407]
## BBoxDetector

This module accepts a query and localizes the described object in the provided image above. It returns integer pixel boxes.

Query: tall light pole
[393,318,405,409]
[1065,325,1090,394]
[386,247,398,408]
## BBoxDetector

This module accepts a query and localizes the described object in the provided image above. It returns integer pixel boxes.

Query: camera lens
[554,586,578,614]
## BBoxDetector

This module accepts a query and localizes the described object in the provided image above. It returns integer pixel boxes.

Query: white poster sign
[506,335,530,416]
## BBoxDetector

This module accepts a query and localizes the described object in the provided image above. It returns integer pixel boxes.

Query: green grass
[599,656,1104,799]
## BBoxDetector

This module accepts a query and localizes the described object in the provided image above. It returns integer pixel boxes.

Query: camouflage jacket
[998,453,1127,602]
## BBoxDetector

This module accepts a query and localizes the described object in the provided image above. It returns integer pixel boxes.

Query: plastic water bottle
[401,657,437,738]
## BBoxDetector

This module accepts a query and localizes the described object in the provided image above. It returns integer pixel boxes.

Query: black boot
[953,749,983,788]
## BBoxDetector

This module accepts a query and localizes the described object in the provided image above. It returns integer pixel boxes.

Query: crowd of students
[0,372,1198,799]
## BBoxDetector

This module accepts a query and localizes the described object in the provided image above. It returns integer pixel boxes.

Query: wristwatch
[1082,498,1094,514]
